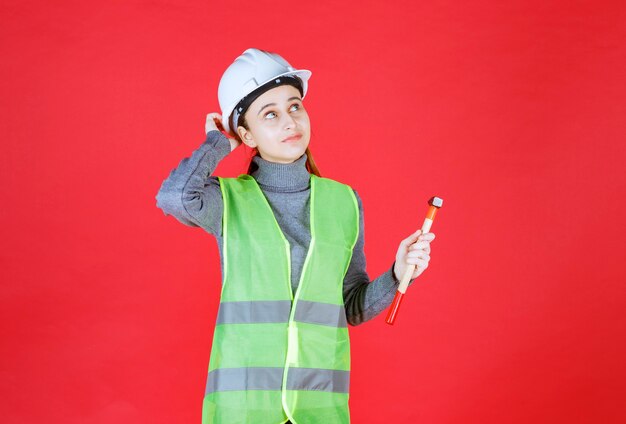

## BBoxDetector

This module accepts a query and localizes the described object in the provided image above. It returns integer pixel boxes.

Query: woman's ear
[237,126,257,148]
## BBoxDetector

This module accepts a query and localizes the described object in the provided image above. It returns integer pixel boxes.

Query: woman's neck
[250,153,310,192]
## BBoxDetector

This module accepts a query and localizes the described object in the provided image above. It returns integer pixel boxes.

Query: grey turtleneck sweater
[155,130,414,326]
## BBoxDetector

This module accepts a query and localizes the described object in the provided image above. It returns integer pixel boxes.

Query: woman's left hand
[393,229,435,282]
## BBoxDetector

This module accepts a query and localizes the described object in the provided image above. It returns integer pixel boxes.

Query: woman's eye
[265,104,301,119]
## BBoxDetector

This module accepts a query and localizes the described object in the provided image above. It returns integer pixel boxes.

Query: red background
[2,1,625,423]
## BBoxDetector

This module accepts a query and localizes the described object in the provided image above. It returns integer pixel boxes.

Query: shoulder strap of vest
[222,174,358,212]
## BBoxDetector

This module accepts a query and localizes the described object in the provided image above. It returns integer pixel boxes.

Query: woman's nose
[282,113,297,129]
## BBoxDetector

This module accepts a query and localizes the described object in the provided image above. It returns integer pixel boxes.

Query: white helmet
[218,48,312,135]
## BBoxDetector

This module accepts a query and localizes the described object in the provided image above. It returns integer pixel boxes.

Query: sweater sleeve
[343,189,417,326]
[155,130,231,236]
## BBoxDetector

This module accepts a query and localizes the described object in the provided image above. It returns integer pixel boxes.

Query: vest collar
[250,153,311,192]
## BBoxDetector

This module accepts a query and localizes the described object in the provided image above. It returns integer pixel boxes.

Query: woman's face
[237,84,311,164]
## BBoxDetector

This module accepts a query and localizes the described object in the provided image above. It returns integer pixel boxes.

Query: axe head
[428,196,444,208]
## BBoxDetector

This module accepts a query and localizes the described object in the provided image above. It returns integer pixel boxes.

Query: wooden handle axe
[386,196,443,325]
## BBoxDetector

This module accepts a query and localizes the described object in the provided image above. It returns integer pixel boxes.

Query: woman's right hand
[205,113,242,152]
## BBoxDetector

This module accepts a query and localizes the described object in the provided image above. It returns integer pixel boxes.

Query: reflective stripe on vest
[202,173,359,424]
[205,367,350,393]
[216,300,348,327]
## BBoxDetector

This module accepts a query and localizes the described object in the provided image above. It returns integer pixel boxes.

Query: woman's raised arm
[155,128,232,236]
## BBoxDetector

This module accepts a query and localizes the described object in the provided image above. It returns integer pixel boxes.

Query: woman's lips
[282,133,303,143]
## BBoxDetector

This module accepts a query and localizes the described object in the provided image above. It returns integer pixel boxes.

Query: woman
[156,48,436,424]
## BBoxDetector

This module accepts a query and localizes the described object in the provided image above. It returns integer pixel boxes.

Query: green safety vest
[202,173,359,424]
